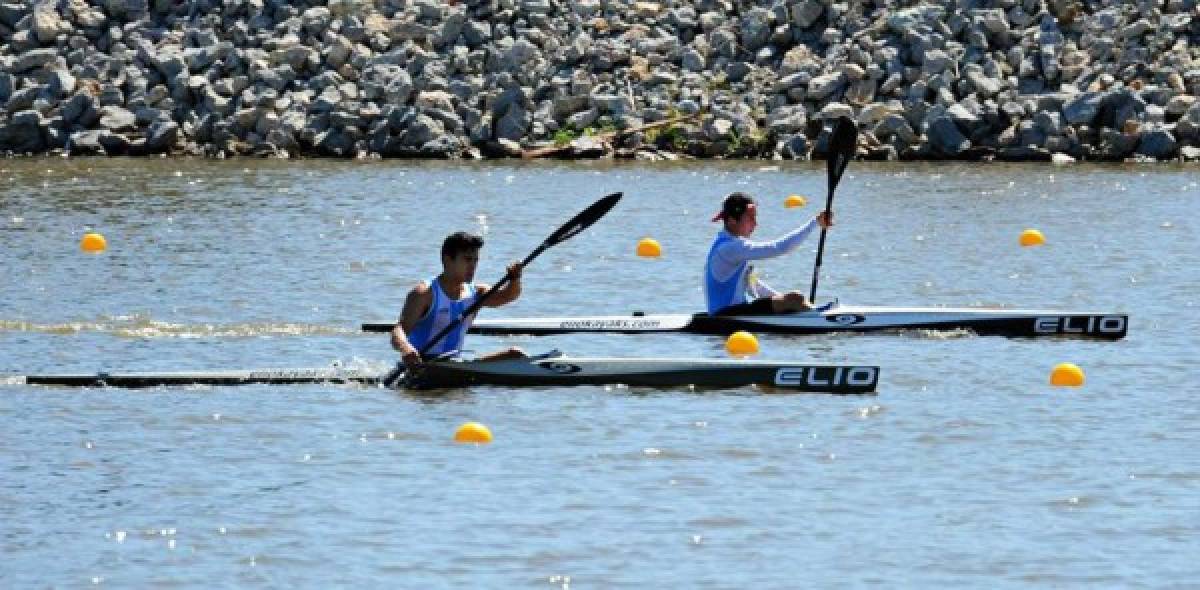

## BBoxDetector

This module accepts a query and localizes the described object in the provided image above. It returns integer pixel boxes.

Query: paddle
[807,116,857,303]
[383,192,623,387]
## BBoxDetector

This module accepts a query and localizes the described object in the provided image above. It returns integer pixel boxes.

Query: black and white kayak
[361,304,1127,339]
[13,352,879,394]
[395,351,878,393]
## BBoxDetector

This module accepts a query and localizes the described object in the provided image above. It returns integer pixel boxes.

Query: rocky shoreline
[2,0,1199,162]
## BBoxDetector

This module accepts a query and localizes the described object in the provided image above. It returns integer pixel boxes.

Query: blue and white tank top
[407,276,479,355]
[704,231,752,314]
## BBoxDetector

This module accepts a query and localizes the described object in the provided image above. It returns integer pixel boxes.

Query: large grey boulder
[400,114,444,147]
[875,114,918,144]
[45,69,76,97]
[6,85,46,112]
[790,1,823,29]
[68,129,111,155]
[60,92,96,124]
[1095,128,1138,159]
[740,8,772,52]
[421,134,463,157]
[0,2,29,27]
[13,48,59,73]
[313,128,356,156]
[766,105,807,135]
[1136,128,1178,159]
[591,94,633,115]
[1063,92,1104,125]
[807,72,844,101]
[565,107,599,130]
[99,106,137,131]
[928,116,970,156]
[1098,90,1146,130]
[33,3,69,44]
[0,110,45,152]
[494,107,530,142]
[145,120,180,152]
[779,134,808,159]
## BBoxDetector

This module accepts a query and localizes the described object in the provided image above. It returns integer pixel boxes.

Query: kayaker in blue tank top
[705,192,833,315]
[391,231,525,371]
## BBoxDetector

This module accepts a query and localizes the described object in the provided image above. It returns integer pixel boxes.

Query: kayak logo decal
[539,361,582,374]
[560,319,663,330]
[1034,315,1127,335]
[775,366,878,388]
[827,314,866,325]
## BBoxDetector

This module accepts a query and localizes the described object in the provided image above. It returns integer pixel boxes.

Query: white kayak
[362,304,1127,339]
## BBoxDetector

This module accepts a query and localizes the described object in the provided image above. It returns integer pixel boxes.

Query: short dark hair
[712,192,755,222]
[441,231,484,259]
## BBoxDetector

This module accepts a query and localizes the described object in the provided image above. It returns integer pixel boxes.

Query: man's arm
[710,214,831,283]
[749,274,781,298]
[729,217,821,262]
[480,262,523,308]
[391,283,432,367]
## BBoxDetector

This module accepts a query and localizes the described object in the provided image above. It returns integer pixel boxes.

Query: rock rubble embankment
[2,0,1199,161]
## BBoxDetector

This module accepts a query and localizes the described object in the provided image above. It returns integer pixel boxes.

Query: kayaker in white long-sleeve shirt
[704,192,833,315]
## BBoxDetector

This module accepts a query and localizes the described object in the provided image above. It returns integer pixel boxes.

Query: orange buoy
[1050,363,1085,387]
[1019,229,1045,247]
[454,422,493,444]
[636,237,662,258]
[725,331,759,357]
[784,194,807,208]
[80,232,107,253]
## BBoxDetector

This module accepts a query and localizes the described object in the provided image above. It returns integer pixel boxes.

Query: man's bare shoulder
[404,281,434,305]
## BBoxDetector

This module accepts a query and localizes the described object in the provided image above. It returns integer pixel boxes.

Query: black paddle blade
[544,192,623,247]
[826,117,857,192]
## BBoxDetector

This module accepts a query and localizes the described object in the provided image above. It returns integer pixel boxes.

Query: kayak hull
[17,355,879,394]
[362,305,1127,340]
[403,354,879,394]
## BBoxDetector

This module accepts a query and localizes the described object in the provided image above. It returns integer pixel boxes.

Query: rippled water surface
[2,158,1197,587]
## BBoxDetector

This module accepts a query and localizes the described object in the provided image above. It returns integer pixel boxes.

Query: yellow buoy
[80,232,107,253]
[636,237,662,258]
[1019,229,1045,247]
[454,421,493,444]
[1050,363,1085,387]
[725,331,759,357]
[784,194,807,208]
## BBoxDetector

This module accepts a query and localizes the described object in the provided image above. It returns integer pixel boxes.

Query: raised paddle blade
[543,192,623,248]
[416,192,623,357]
[826,116,856,191]
[809,117,858,303]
